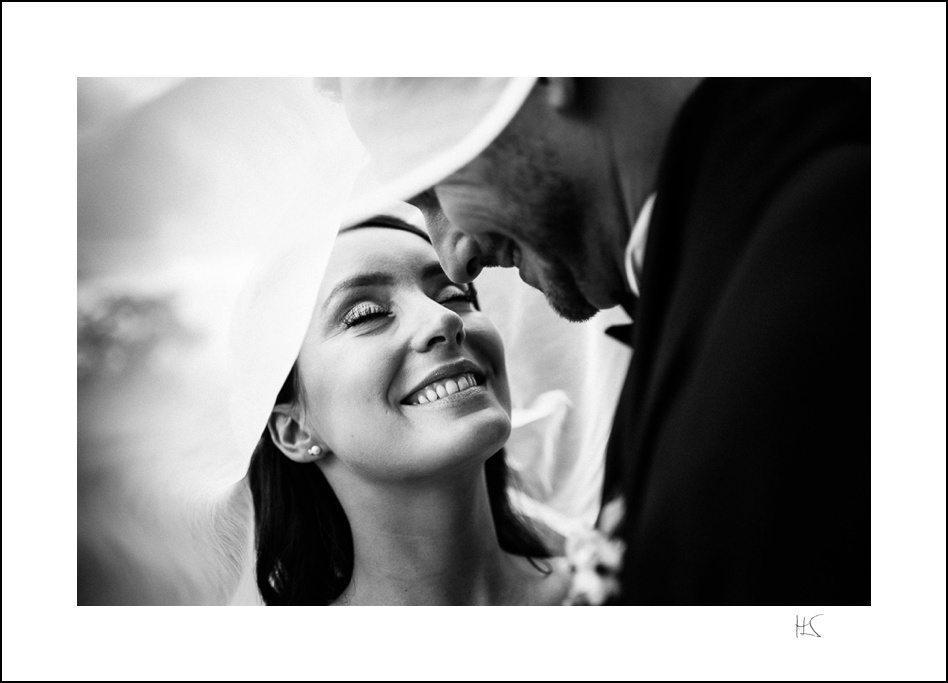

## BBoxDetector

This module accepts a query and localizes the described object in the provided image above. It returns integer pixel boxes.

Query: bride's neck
[331,464,515,606]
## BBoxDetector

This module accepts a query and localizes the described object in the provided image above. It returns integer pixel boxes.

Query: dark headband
[338,215,479,310]
[341,215,431,243]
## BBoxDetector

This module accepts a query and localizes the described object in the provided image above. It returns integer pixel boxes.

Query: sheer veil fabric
[78,77,629,604]
[79,78,364,604]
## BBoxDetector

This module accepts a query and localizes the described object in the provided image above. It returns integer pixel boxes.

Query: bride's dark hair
[247,217,549,606]
[248,366,549,605]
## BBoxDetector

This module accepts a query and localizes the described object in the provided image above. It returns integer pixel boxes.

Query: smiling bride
[247,212,570,605]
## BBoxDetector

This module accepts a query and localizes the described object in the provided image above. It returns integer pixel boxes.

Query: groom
[340,78,869,605]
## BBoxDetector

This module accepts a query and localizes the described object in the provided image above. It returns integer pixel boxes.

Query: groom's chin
[530,255,601,322]
[544,283,600,323]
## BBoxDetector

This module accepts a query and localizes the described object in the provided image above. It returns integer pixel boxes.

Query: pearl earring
[307,445,322,457]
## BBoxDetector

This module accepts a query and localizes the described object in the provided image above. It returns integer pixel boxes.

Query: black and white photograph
[3,2,946,681]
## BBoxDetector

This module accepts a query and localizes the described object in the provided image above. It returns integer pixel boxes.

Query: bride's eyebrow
[324,262,455,309]
[323,272,394,309]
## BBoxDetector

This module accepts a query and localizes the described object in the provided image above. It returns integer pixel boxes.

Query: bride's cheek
[471,324,506,372]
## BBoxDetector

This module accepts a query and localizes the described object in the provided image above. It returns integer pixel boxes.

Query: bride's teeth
[411,373,481,404]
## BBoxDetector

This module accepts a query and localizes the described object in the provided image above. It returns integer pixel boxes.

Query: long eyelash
[342,302,390,328]
[343,284,478,328]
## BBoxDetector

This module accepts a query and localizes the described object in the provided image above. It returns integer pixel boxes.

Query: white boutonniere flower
[563,497,626,606]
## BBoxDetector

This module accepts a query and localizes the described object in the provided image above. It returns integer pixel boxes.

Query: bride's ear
[268,404,325,464]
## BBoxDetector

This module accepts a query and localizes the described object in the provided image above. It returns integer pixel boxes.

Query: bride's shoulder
[510,555,571,606]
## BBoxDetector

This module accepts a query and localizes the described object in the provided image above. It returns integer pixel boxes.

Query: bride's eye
[342,301,391,328]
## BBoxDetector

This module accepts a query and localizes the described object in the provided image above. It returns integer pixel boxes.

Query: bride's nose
[410,300,466,352]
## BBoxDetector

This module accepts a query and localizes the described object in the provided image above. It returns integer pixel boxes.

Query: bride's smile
[296,225,512,481]
[400,359,485,406]
[251,216,565,605]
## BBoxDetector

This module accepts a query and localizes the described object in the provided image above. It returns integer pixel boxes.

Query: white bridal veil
[77,77,631,605]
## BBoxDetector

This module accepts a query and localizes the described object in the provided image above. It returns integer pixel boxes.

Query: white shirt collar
[624,192,656,298]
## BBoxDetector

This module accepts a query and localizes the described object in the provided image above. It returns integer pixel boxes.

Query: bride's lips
[400,358,486,405]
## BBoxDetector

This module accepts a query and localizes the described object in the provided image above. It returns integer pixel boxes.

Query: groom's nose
[428,220,484,284]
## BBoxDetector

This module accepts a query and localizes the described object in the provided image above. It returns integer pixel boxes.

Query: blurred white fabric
[78,77,363,604]
[478,268,631,530]
[336,77,537,228]
[78,77,630,605]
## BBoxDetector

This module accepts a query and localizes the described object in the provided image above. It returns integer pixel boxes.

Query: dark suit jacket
[605,78,869,605]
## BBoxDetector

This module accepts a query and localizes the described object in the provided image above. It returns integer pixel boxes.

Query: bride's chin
[466,414,512,457]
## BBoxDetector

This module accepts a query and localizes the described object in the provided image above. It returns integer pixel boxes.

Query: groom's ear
[268,403,317,464]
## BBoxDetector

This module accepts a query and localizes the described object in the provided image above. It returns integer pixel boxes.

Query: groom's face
[429,124,605,323]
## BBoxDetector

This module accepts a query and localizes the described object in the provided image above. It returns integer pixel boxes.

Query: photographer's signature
[795,614,822,638]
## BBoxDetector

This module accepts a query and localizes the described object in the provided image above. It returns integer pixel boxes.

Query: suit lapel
[619,78,871,540]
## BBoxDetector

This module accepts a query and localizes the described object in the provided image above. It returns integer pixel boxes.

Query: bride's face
[296,227,511,481]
